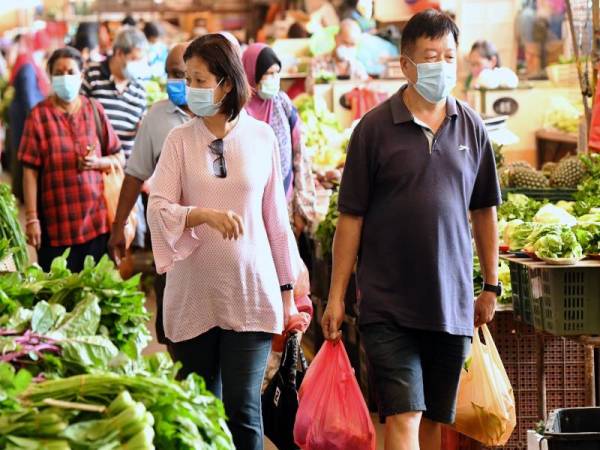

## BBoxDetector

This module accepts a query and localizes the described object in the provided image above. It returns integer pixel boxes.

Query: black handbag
[262,332,308,450]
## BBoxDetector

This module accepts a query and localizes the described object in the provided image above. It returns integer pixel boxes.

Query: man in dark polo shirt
[322,10,502,450]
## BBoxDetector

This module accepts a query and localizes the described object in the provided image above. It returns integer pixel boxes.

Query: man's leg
[360,322,425,450]
[420,330,471,450]
[386,411,422,450]
[419,417,441,450]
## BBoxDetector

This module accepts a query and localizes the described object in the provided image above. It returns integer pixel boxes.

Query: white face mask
[258,74,280,100]
[187,79,224,117]
[406,57,457,104]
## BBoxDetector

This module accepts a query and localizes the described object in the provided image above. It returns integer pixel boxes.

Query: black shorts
[360,321,471,424]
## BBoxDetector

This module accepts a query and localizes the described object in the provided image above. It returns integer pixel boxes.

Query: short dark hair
[143,22,162,40]
[122,15,136,27]
[400,9,459,56]
[73,22,99,52]
[184,34,249,120]
[471,40,501,67]
[47,46,84,74]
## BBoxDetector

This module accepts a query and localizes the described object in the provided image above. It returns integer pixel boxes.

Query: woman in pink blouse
[147,34,298,450]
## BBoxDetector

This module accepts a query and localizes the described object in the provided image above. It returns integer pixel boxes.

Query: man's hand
[108,222,127,266]
[321,299,344,341]
[474,291,497,327]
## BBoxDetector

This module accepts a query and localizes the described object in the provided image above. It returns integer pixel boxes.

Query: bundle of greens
[0,184,28,271]
[574,222,600,255]
[0,254,150,359]
[533,228,583,261]
[504,220,535,252]
[574,154,600,216]
[473,257,512,304]
[523,224,565,253]
[0,296,119,377]
[315,191,339,260]
[498,194,542,222]
[16,366,234,450]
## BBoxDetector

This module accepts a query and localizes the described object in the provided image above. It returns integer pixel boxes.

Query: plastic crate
[532,297,545,331]
[501,188,577,202]
[541,268,600,336]
[544,407,600,450]
[520,265,534,325]
[509,262,522,317]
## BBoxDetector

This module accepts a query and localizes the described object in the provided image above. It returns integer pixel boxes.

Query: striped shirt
[82,58,146,158]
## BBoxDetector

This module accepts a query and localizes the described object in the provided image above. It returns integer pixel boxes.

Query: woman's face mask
[187,78,224,117]
[52,74,82,103]
[336,45,358,62]
[258,74,280,100]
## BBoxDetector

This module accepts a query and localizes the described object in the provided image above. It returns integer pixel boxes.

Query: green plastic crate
[509,262,522,317]
[519,265,534,325]
[541,268,600,336]
[532,295,545,331]
[501,188,577,202]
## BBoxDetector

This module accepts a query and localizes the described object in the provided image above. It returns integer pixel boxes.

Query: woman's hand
[25,220,42,250]
[79,154,112,171]
[193,209,245,240]
[282,290,298,329]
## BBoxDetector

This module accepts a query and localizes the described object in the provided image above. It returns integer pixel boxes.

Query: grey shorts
[360,321,471,424]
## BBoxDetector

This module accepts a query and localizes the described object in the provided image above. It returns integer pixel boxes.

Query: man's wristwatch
[483,282,502,297]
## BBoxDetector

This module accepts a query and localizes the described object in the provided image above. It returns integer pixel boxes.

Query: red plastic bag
[294,341,376,450]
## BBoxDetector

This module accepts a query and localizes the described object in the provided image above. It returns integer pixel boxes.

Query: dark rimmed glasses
[209,138,227,178]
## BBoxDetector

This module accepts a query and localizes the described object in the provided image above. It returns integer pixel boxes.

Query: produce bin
[519,264,534,325]
[509,261,522,317]
[532,294,545,332]
[501,188,577,202]
[541,268,600,336]
[544,407,600,450]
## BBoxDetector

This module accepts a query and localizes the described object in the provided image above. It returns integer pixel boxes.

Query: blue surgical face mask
[123,59,149,81]
[406,57,457,104]
[187,79,224,117]
[166,79,187,106]
[258,74,280,100]
[52,74,82,102]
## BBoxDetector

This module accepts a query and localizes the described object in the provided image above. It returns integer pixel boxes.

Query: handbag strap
[89,98,107,154]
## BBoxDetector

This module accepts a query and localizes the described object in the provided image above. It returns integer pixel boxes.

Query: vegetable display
[533,227,583,261]
[0,255,234,449]
[315,191,339,259]
[498,194,543,222]
[0,184,28,271]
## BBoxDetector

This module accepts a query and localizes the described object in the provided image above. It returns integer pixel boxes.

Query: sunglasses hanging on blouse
[209,138,227,178]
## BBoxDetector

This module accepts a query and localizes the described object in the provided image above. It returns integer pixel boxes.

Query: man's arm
[108,174,144,264]
[471,206,499,327]
[321,213,363,340]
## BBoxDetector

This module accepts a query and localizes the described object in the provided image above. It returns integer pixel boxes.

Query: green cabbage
[534,228,583,260]
[533,204,577,226]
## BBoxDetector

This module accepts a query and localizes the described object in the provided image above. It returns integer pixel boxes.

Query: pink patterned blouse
[147,110,296,342]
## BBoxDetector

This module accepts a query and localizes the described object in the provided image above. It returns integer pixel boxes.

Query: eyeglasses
[209,139,227,178]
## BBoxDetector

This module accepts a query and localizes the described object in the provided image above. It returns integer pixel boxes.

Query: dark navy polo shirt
[338,86,501,337]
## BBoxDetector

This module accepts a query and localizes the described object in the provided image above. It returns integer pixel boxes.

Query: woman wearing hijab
[242,43,316,237]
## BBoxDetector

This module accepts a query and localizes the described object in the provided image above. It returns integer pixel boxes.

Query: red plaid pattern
[19,96,121,247]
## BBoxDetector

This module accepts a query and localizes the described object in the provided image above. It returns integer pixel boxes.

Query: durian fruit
[510,168,550,189]
[550,156,587,188]
[542,161,558,178]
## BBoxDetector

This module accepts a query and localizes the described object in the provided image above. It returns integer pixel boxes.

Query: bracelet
[26,219,40,226]
[280,284,294,292]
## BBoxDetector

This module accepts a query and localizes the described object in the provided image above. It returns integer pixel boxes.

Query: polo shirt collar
[391,85,458,125]
[167,101,191,118]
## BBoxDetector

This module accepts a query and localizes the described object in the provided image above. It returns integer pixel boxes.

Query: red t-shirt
[19,96,121,247]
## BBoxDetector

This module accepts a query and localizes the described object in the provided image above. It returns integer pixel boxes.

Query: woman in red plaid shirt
[19,47,124,272]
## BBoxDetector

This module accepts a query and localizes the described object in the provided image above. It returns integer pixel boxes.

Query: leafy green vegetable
[574,154,600,216]
[315,191,339,260]
[533,228,583,260]
[533,204,577,226]
[498,194,542,222]
[0,184,28,271]
[504,221,535,252]
[574,222,600,255]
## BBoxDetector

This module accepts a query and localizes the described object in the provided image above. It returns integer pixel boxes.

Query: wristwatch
[483,282,502,297]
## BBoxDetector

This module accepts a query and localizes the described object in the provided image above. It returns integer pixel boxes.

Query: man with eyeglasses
[108,43,191,346]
